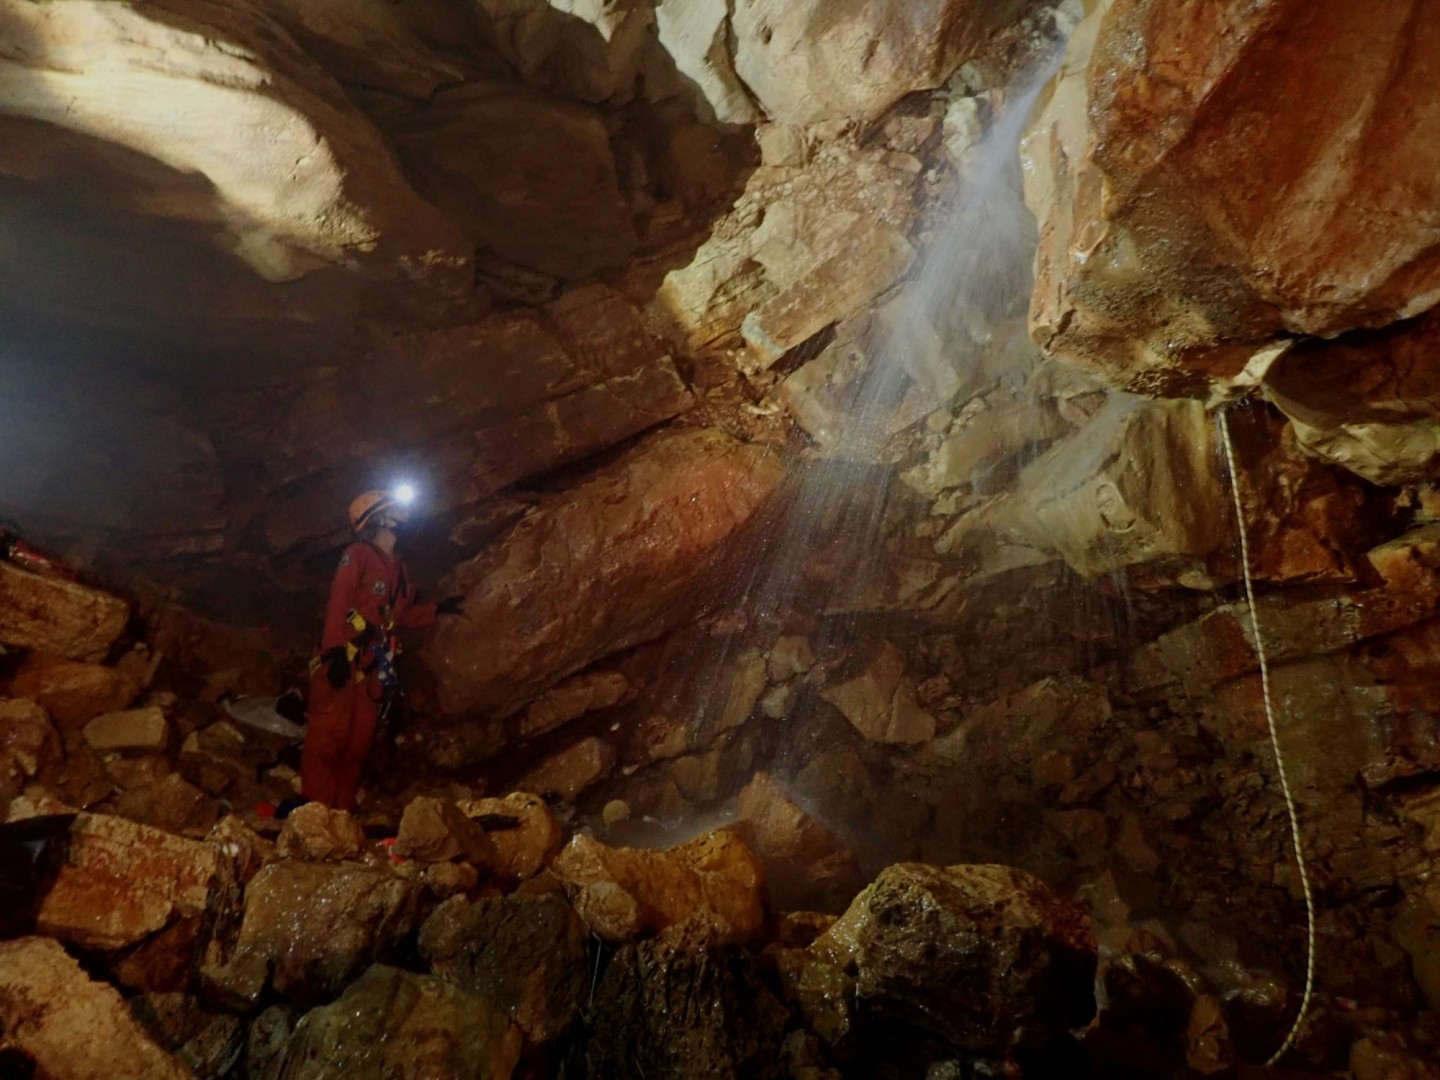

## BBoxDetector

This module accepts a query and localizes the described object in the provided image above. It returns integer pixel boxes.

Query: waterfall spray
[1216,406,1315,1066]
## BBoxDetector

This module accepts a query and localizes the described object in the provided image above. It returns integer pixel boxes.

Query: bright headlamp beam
[393,482,417,506]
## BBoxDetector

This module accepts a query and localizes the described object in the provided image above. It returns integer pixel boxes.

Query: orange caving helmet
[347,490,397,533]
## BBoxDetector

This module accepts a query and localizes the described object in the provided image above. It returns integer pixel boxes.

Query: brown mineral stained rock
[805,863,1096,1056]
[733,772,863,913]
[275,802,366,862]
[6,653,141,728]
[821,643,936,746]
[1025,0,1440,391]
[731,0,1037,125]
[457,792,563,881]
[552,827,765,943]
[989,395,1227,581]
[109,916,206,994]
[419,893,589,1045]
[114,774,218,836]
[422,861,479,899]
[0,560,129,661]
[389,83,635,280]
[518,736,616,802]
[428,427,784,718]
[0,698,60,807]
[0,0,467,285]
[1264,313,1440,485]
[587,918,789,1078]
[2,809,219,952]
[393,796,497,866]
[519,670,633,739]
[201,861,419,1010]
[83,706,169,752]
[0,937,192,1080]
[269,964,521,1080]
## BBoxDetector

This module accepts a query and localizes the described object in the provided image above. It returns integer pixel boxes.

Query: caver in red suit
[299,489,462,811]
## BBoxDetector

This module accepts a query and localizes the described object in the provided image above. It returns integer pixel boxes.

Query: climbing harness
[1217,406,1316,1067]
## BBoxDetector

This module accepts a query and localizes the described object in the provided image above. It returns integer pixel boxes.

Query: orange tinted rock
[518,737,616,802]
[6,653,141,729]
[393,797,497,866]
[0,561,130,662]
[1026,0,1440,392]
[428,427,783,718]
[0,699,61,808]
[8,810,220,951]
[0,936,191,1080]
[457,792,563,881]
[553,827,765,943]
[733,772,863,913]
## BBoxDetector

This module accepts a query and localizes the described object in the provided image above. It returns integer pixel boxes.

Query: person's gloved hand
[321,646,350,689]
[435,595,465,616]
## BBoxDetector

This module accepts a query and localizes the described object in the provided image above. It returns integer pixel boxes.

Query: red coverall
[300,542,436,810]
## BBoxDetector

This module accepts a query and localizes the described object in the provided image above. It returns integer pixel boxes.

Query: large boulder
[457,792,563,881]
[426,427,783,718]
[268,964,522,1080]
[3,806,219,952]
[0,560,129,661]
[1025,0,1440,393]
[586,918,790,1078]
[274,802,366,862]
[419,893,589,1046]
[201,861,420,1010]
[5,653,141,728]
[0,936,191,1080]
[793,863,1096,1058]
[552,827,766,943]
[392,796,497,866]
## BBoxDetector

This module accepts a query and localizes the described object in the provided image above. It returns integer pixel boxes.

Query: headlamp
[393,482,417,506]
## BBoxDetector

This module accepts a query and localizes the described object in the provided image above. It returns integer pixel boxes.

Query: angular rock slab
[392,796,497,866]
[5,653,141,728]
[201,861,419,1010]
[419,893,588,1046]
[805,863,1096,1056]
[426,427,784,718]
[274,802,366,862]
[0,561,129,662]
[457,792,563,881]
[5,809,219,952]
[0,936,190,1080]
[1025,0,1440,391]
[552,827,766,943]
[269,964,521,1080]
[733,772,862,913]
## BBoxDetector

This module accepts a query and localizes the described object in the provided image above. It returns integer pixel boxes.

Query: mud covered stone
[552,827,765,943]
[0,936,190,1080]
[268,963,521,1080]
[798,863,1096,1058]
[419,892,588,1045]
[275,802,366,862]
[201,861,419,1009]
[586,918,789,1079]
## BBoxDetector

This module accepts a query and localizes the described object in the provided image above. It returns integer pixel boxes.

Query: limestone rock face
[202,861,419,1009]
[552,827,766,943]
[733,772,862,913]
[1263,311,1440,486]
[0,561,129,661]
[472,0,654,105]
[821,642,937,745]
[0,936,192,1080]
[269,964,522,1080]
[1025,0,1440,392]
[991,395,1227,581]
[427,427,784,719]
[654,0,757,124]
[419,893,588,1045]
[518,736,616,801]
[804,863,1096,1056]
[0,0,465,285]
[731,0,1037,125]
